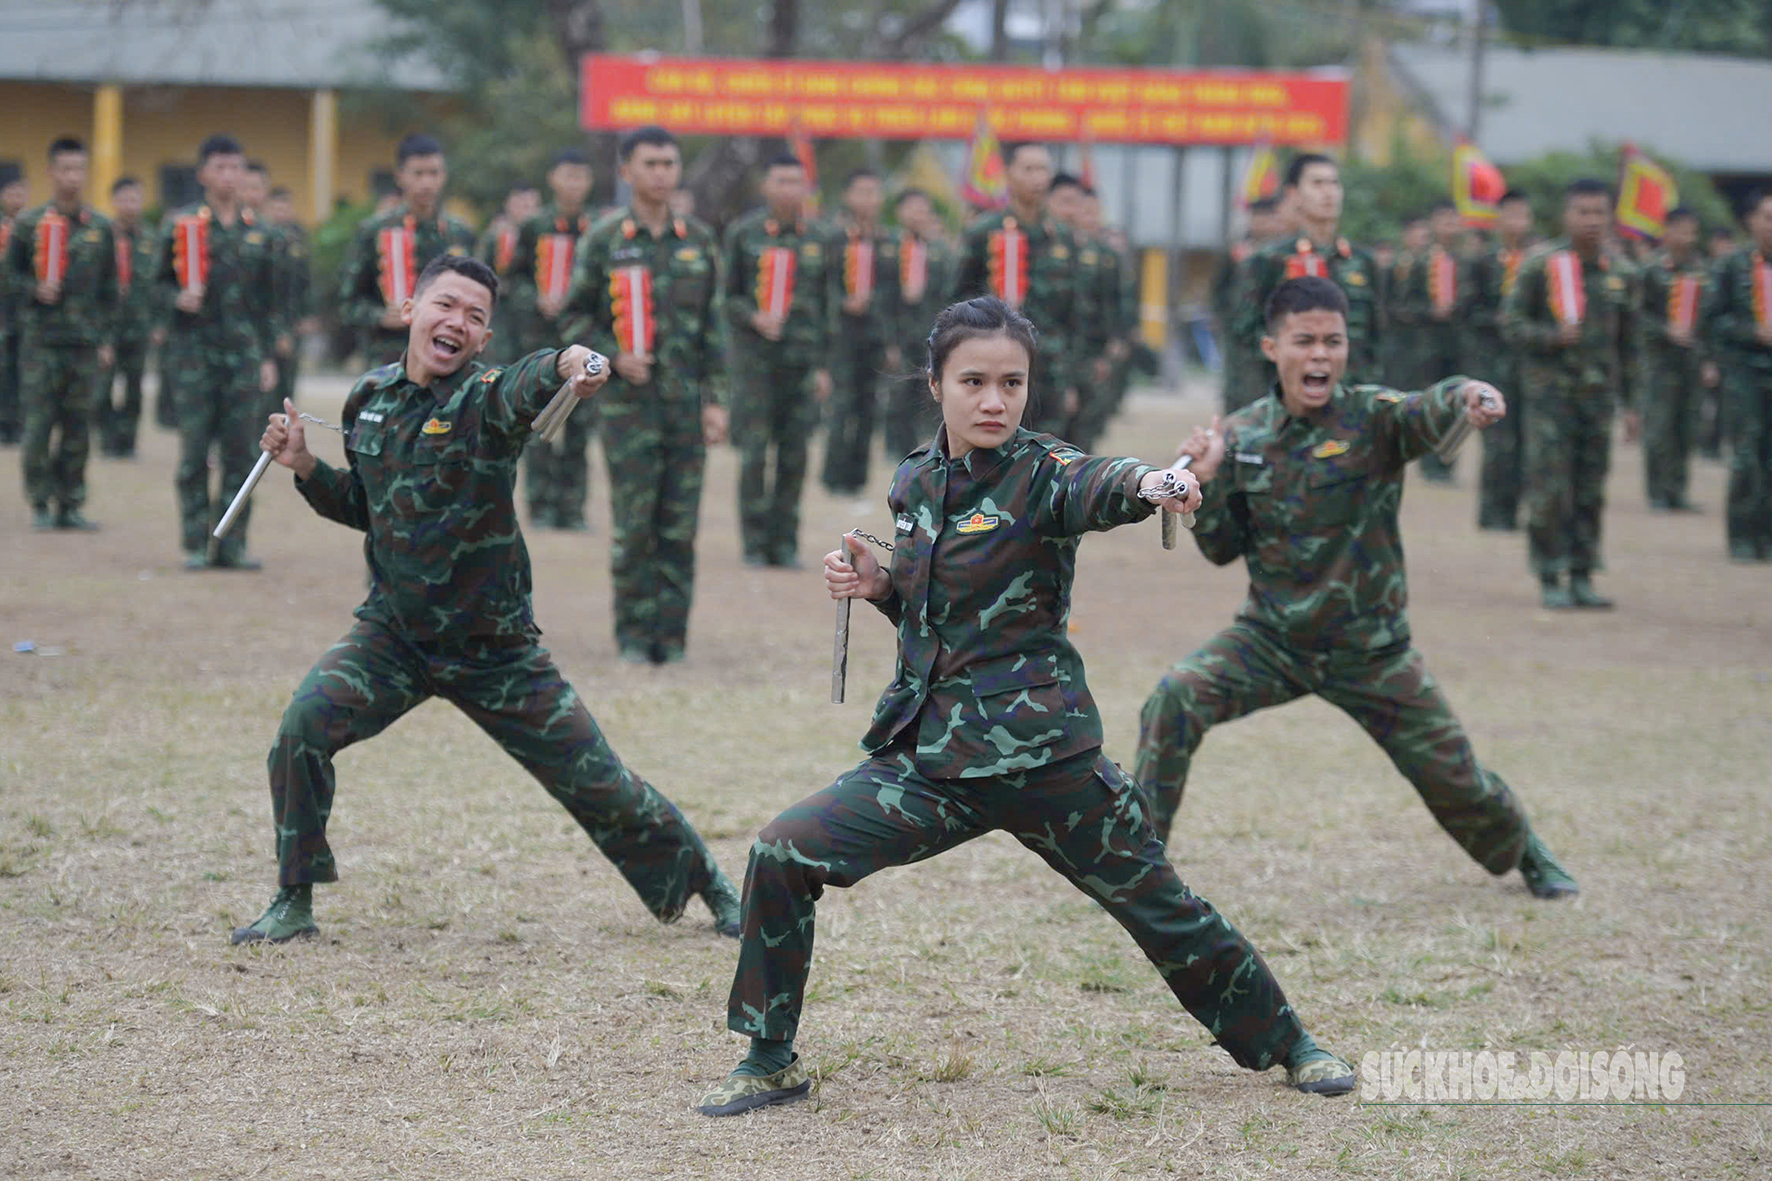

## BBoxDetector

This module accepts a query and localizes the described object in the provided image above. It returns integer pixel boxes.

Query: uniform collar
[1273,382,1345,430]
[384,356,484,402]
[934,425,1015,478]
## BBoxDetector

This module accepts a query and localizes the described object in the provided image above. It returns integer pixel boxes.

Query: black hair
[396,134,445,166]
[1001,142,1045,167]
[198,134,243,163]
[413,253,500,304]
[618,125,677,161]
[1265,276,1348,331]
[268,185,292,201]
[1665,205,1699,226]
[1429,197,1457,216]
[763,151,805,174]
[896,187,931,207]
[48,135,86,160]
[507,181,540,196]
[1248,196,1281,216]
[1565,177,1613,202]
[924,296,1039,383]
[844,168,880,188]
[1049,171,1089,195]
[1284,153,1336,188]
[1743,190,1772,218]
[1498,188,1529,206]
[111,175,141,195]
[550,147,591,169]
[246,159,269,176]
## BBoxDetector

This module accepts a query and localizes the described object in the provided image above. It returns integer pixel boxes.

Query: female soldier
[697,297,1355,1116]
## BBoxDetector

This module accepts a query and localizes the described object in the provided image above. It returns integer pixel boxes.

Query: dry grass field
[2,372,1769,1180]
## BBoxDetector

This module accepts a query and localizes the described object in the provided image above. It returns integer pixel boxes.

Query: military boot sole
[1287,1056,1357,1096]
[230,922,319,946]
[696,1060,812,1117]
[1524,878,1580,900]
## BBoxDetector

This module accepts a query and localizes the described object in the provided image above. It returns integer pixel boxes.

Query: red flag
[1238,145,1280,210]
[960,112,1007,211]
[1452,140,1505,227]
[1617,144,1678,241]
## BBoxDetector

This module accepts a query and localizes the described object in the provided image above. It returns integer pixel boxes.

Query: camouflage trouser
[1134,622,1528,875]
[1726,370,1772,555]
[727,744,1307,1070]
[1469,343,1522,528]
[601,384,706,654]
[268,618,723,918]
[153,346,178,430]
[98,339,151,456]
[1065,355,1113,454]
[19,342,100,511]
[732,344,817,565]
[1642,349,1705,507]
[1523,383,1613,578]
[1412,331,1461,480]
[523,405,596,528]
[167,333,263,560]
[0,327,21,441]
[820,320,885,495]
[881,364,937,468]
[269,348,300,420]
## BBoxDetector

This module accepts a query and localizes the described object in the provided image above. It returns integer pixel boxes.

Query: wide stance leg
[1317,644,1528,875]
[727,750,992,1042]
[445,639,721,922]
[1134,623,1311,842]
[267,620,431,885]
[1006,755,1305,1071]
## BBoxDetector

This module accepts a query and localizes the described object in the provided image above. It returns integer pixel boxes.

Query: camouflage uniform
[1467,243,1530,528]
[1638,250,1713,510]
[1135,380,1530,876]
[1214,241,1262,414]
[96,219,161,457]
[337,204,477,366]
[6,202,118,516]
[955,211,1080,435]
[564,208,723,659]
[820,219,899,496]
[510,206,596,528]
[269,221,313,418]
[475,219,527,367]
[1501,240,1638,582]
[880,229,955,463]
[0,213,20,444]
[728,428,1311,1075]
[156,203,280,562]
[1066,232,1130,451]
[1389,244,1469,481]
[270,348,728,916]
[1708,247,1772,559]
[722,210,840,565]
[1231,235,1382,394]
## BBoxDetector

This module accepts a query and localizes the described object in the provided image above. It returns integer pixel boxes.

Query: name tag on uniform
[1235,451,1265,465]
[358,411,386,424]
[895,514,913,533]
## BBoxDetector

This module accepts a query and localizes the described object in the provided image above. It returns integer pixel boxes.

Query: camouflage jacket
[956,209,1080,396]
[1637,250,1713,374]
[863,427,1158,778]
[0,215,15,329]
[1501,238,1637,404]
[110,220,164,344]
[831,218,901,343]
[1073,233,1129,357]
[275,221,314,325]
[295,349,564,645]
[1191,378,1470,652]
[155,203,279,357]
[6,202,118,348]
[1231,234,1381,385]
[1389,243,1471,354]
[563,206,724,407]
[1705,246,1772,375]
[504,204,596,349]
[890,229,957,356]
[721,208,840,365]
[338,203,477,353]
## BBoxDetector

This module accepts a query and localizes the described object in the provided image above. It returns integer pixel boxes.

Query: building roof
[0,0,446,91]
[1392,43,1772,173]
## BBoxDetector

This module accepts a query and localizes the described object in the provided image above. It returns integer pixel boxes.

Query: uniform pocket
[970,653,1064,725]
[1307,466,1367,526]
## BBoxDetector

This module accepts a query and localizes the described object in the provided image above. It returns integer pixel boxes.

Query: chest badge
[956,512,1000,535]
[1313,439,1351,459]
[675,247,701,261]
[1234,451,1266,465]
[422,418,452,435]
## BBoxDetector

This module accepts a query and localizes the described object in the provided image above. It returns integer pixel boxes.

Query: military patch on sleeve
[1313,439,1351,458]
[802,243,822,259]
[1344,270,1367,286]
[1375,391,1404,403]
[1050,448,1083,467]
[675,247,702,261]
[448,245,468,257]
[479,368,504,384]
[246,231,264,245]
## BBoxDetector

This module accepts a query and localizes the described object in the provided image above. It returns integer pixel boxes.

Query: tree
[1492,0,1772,57]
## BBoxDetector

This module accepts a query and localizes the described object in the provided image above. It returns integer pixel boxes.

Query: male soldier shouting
[232,253,742,945]
[1136,277,1578,902]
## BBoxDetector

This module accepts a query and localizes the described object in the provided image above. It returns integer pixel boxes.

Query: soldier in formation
[96,175,163,459]
[1709,189,1772,562]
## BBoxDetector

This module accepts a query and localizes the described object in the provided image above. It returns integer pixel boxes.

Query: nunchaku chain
[296,411,344,435]
[850,529,895,553]
[1136,469,1193,504]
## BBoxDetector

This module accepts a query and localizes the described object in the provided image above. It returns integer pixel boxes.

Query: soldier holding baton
[229,253,742,946]
[698,296,1356,1117]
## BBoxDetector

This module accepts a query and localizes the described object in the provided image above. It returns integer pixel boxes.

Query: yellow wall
[0,81,439,225]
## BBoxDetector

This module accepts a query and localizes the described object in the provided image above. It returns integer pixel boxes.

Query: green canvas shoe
[1520,833,1579,899]
[230,886,318,944]
[696,1056,811,1117]
[1568,576,1613,610]
[1287,1052,1357,1096]
[703,874,742,939]
[31,507,55,532]
[1540,582,1575,609]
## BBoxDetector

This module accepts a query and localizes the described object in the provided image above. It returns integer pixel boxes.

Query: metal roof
[0,0,446,90]
[1392,43,1772,172]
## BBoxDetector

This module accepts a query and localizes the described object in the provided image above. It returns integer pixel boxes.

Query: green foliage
[1493,0,1772,57]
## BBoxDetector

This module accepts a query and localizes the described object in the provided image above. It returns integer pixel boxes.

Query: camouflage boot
[703,873,742,939]
[1539,575,1574,610]
[230,885,318,944]
[696,1056,812,1117]
[1568,574,1614,610]
[1519,833,1579,899]
[1284,1031,1356,1096]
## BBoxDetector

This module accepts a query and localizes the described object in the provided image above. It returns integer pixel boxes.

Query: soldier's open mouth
[1302,372,1331,393]
[433,336,462,357]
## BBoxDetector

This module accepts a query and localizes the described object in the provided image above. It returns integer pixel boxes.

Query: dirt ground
[2,372,1769,1180]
